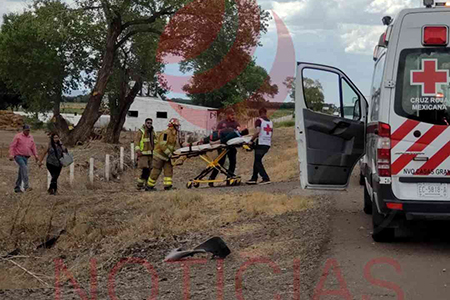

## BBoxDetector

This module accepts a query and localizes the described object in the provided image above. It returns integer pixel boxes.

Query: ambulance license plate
[418,183,448,198]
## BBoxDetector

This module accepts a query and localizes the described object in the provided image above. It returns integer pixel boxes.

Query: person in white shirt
[246,107,273,185]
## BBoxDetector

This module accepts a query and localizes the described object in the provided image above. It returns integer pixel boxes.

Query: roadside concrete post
[69,163,74,187]
[105,154,110,182]
[130,143,135,168]
[89,158,94,185]
[120,147,124,172]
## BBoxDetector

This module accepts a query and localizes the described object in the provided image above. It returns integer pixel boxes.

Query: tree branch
[75,6,102,11]
[122,7,174,30]
[1,258,50,287]
[100,0,113,21]
[115,28,162,50]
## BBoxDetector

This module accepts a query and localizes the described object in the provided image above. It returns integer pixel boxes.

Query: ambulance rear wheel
[359,173,365,186]
[363,183,372,215]
[372,201,395,243]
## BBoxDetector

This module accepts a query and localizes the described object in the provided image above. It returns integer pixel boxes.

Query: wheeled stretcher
[172,136,252,188]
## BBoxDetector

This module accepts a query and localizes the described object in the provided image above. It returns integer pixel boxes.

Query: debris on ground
[164,236,231,262]
[36,229,66,250]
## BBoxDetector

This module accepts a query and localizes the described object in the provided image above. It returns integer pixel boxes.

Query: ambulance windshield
[395,48,450,125]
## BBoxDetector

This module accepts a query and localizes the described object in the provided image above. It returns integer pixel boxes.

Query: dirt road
[314,172,450,300]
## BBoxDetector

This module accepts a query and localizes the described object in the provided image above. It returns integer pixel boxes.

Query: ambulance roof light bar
[424,0,434,8]
[435,1,450,6]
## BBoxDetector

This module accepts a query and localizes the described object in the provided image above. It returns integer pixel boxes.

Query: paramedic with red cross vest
[247,107,273,185]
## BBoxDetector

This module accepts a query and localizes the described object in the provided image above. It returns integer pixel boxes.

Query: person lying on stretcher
[171,128,250,166]
[194,128,250,146]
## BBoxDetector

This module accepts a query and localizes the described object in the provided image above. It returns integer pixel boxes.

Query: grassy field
[0,127,308,292]
[269,109,294,120]
[60,102,86,114]
[274,119,295,128]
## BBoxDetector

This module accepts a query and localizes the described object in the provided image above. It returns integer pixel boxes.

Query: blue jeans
[14,155,29,191]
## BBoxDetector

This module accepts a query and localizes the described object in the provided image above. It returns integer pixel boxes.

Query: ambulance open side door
[295,63,368,189]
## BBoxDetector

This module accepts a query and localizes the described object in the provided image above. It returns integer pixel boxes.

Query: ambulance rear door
[389,8,450,201]
[295,63,368,189]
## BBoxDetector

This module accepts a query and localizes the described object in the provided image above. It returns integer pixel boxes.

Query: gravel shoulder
[313,170,450,300]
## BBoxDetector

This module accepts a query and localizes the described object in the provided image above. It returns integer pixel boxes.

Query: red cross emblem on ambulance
[411,59,449,96]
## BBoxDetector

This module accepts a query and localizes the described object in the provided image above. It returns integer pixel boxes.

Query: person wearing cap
[134,118,156,189]
[146,118,187,191]
[8,125,39,193]
[208,108,240,187]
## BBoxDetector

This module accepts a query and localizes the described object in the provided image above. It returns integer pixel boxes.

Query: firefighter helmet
[168,118,181,128]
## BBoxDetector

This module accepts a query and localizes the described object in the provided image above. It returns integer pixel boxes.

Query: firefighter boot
[137,178,146,189]
[145,186,156,191]
[146,176,157,192]
[163,177,174,190]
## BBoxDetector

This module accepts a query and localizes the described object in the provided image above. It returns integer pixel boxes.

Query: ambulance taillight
[376,123,391,177]
[422,26,448,46]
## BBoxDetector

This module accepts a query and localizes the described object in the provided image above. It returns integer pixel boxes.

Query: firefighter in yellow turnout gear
[135,118,156,189]
[146,118,184,191]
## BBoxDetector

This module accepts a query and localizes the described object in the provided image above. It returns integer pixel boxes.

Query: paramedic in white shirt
[247,107,273,185]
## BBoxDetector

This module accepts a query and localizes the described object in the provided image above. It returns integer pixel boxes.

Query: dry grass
[0,126,303,289]
[238,127,299,182]
[0,189,312,288]
[240,240,289,258]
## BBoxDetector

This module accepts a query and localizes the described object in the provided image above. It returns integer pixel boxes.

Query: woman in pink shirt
[9,125,39,193]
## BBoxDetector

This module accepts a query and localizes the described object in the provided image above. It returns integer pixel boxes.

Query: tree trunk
[51,82,71,139]
[53,92,61,116]
[105,78,143,144]
[65,17,122,146]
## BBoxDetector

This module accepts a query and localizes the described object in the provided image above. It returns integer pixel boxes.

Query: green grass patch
[270,109,294,120]
[274,120,295,128]
[61,103,86,114]
[60,108,84,114]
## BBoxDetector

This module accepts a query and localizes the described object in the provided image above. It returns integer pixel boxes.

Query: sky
[0,0,424,100]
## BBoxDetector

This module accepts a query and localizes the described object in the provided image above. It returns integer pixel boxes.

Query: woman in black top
[39,133,67,195]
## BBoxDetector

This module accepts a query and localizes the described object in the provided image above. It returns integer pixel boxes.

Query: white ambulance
[295,0,450,242]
